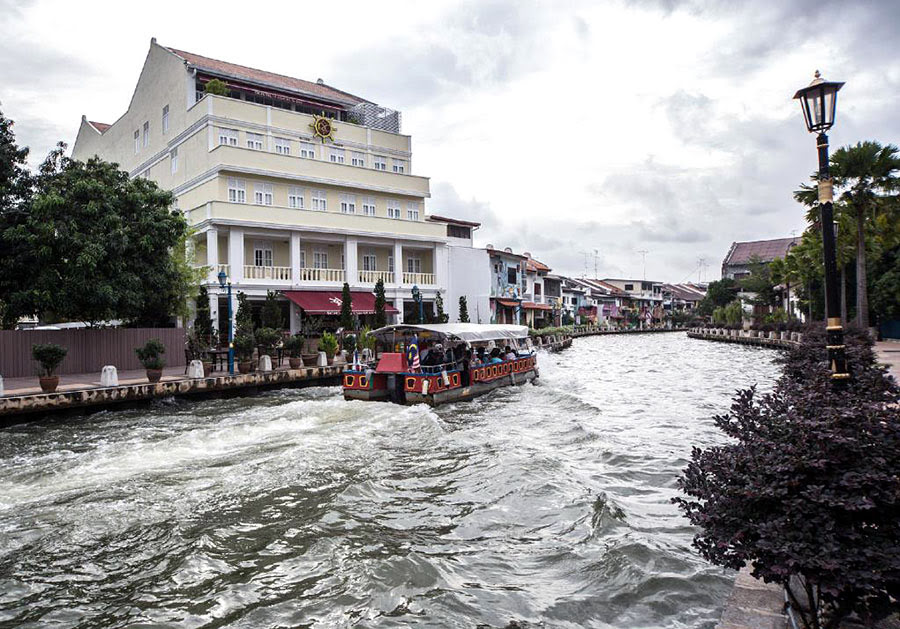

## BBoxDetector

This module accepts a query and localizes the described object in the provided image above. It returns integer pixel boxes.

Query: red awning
[282,290,398,315]
[521,301,552,311]
[492,298,519,308]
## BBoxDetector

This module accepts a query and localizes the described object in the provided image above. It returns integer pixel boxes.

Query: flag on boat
[407,334,420,371]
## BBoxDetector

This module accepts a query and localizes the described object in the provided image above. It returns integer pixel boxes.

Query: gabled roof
[166,46,366,107]
[525,257,551,273]
[661,283,706,301]
[426,214,481,228]
[723,237,800,267]
[88,121,111,133]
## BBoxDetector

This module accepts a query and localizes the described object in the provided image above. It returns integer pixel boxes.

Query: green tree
[194,285,214,340]
[458,296,470,323]
[1,147,195,326]
[373,278,387,328]
[235,291,254,336]
[738,256,778,310]
[260,290,283,330]
[696,278,738,316]
[435,292,449,323]
[204,79,228,96]
[340,282,354,330]
[796,141,900,328]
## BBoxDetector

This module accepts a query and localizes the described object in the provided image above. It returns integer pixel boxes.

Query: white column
[345,237,358,286]
[393,241,403,285]
[433,243,447,289]
[289,302,300,334]
[206,228,219,283]
[393,297,404,324]
[209,291,220,335]
[228,227,244,284]
[290,232,302,286]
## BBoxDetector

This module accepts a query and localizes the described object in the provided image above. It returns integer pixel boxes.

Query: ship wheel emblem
[311,115,336,143]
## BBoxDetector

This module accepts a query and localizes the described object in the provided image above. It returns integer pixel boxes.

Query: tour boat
[342,323,538,406]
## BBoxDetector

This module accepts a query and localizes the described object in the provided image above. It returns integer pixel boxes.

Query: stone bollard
[259,355,273,372]
[187,360,204,378]
[100,365,119,387]
[317,351,328,367]
[0,375,4,397]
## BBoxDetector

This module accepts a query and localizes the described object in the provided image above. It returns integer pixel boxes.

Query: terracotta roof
[88,121,111,133]
[661,283,705,301]
[723,237,799,267]
[525,257,551,273]
[427,214,481,228]
[591,280,627,295]
[166,47,365,106]
[521,302,552,311]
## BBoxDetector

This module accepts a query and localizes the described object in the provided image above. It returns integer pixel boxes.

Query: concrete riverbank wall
[687,329,801,350]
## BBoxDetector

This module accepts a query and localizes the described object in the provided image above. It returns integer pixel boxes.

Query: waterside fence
[687,327,803,350]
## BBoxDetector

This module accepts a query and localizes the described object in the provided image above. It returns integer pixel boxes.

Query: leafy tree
[235,291,254,336]
[373,278,387,328]
[1,147,195,326]
[260,290,283,330]
[340,282,354,330]
[795,141,900,328]
[724,300,743,325]
[204,79,228,96]
[738,256,778,309]
[696,278,738,316]
[869,245,900,323]
[194,285,214,342]
[458,296,470,323]
[676,328,900,629]
[435,292,449,323]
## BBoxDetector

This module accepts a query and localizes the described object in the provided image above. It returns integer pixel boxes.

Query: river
[0,333,780,628]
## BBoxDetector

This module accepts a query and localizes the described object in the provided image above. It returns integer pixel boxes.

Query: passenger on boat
[488,348,503,364]
[503,346,516,360]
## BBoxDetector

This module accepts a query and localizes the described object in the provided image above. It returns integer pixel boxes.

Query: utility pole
[593,248,600,279]
[697,257,707,283]
[637,250,649,280]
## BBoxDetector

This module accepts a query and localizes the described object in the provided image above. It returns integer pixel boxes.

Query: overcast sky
[2,0,898,282]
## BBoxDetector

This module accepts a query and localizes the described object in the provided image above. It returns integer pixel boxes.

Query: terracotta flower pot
[202,361,213,377]
[146,369,163,383]
[302,354,318,367]
[39,375,59,393]
[238,361,252,374]
[326,354,335,366]
[289,357,303,369]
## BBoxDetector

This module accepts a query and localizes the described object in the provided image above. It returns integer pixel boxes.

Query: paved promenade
[875,340,900,382]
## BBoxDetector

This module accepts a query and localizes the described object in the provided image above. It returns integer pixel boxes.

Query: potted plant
[234,333,256,373]
[283,334,304,369]
[135,338,166,383]
[255,327,281,360]
[32,343,67,393]
[186,330,213,376]
[318,332,338,366]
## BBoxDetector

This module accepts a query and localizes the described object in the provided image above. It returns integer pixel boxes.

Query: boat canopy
[370,323,529,343]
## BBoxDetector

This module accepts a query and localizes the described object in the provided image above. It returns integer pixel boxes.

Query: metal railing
[358,270,393,284]
[244,265,292,281]
[403,272,435,285]
[298,267,345,282]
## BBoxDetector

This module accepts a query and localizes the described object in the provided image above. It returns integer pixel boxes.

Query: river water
[0,333,780,629]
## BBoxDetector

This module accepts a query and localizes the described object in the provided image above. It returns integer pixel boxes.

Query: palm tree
[794,141,900,329]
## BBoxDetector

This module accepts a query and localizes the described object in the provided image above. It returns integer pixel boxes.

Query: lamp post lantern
[217,270,235,375]
[793,70,849,384]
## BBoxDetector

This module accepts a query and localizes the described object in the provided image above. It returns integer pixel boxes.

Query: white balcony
[244,265,292,281]
[298,267,345,282]
[403,272,435,286]
[358,270,394,284]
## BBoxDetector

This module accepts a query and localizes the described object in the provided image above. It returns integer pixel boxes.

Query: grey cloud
[430,181,502,233]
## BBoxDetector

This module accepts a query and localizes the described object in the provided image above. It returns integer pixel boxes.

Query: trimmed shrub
[32,343,67,377]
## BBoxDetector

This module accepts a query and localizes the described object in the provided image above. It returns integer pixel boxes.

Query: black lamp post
[217,270,235,375]
[411,284,423,323]
[793,70,849,383]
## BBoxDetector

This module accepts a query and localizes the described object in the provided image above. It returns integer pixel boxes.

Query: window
[535,283,542,296]
[170,148,178,174]
[373,155,387,171]
[288,186,305,209]
[227,178,246,203]
[247,132,264,150]
[329,147,345,164]
[351,152,366,167]
[448,225,471,239]
[254,183,273,206]
[392,159,406,174]
[387,199,400,219]
[299,250,306,268]
[388,255,394,273]
[311,189,327,211]
[142,121,149,147]
[362,196,376,216]
[313,249,328,269]
[407,257,421,274]
[219,128,238,146]
[507,267,517,284]
[300,142,316,159]
[362,254,377,271]
[274,137,291,155]
[624,283,634,291]
[134,130,140,154]
[254,242,273,267]
[406,203,419,221]
[162,105,169,134]
[340,194,356,214]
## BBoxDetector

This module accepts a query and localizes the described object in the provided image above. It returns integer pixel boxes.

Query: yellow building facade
[72,38,454,331]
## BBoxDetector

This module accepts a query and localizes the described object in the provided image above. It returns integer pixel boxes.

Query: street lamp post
[217,271,235,375]
[411,284,423,323]
[793,70,850,384]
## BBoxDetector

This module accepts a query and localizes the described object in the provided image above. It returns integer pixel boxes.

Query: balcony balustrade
[403,272,435,286]
[244,265,292,281]
[357,270,394,284]
[298,267,345,282]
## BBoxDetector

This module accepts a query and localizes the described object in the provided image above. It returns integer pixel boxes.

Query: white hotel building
[72,39,471,332]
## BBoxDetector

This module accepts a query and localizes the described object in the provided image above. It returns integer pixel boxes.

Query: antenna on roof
[637,250,649,280]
